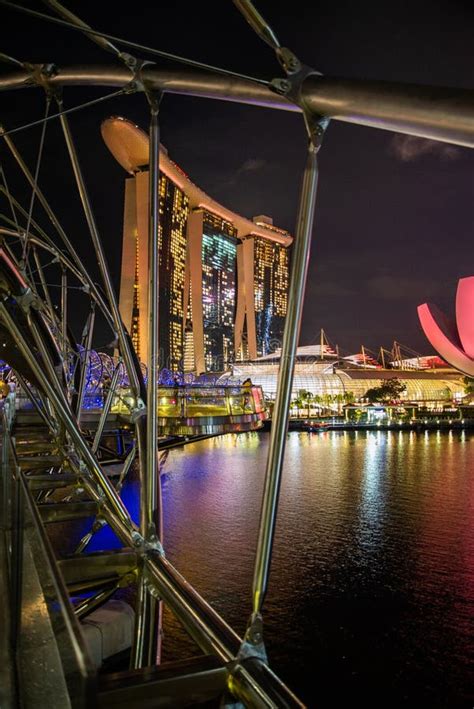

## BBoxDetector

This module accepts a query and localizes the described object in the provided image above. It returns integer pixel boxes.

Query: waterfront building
[101,117,292,373]
[236,216,289,360]
[230,345,465,403]
[116,168,189,369]
[187,209,238,372]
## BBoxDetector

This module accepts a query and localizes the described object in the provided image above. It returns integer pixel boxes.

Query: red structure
[418,276,474,377]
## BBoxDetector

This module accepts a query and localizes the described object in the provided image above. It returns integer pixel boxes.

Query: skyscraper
[253,233,289,357]
[117,168,189,370]
[101,117,292,374]
[187,210,238,372]
[235,218,290,361]
[203,213,237,370]
[157,174,189,371]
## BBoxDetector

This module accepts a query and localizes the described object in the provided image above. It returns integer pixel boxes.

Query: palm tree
[293,394,304,416]
[344,391,355,405]
[322,392,334,413]
[296,389,312,417]
[463,376,474,403]
[334,393,345,414]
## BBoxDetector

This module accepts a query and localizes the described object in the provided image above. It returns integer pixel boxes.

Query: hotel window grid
[157,174,189,371]
[202,212,238,371]
[131,230,140,357]
[254,236,289,357]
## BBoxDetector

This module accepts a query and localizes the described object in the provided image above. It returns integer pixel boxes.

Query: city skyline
[103,117,291,372]
[0,2,472,354]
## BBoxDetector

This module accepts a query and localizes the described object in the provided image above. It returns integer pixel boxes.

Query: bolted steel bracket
[130,398,147,422]
[144,531,165,555]
[271,59,329,150]
[144,580,161,600]
[304,113,330,151]
[221,614,266,708]
[131,529,165,556]
[15,287,38,312]
[21,62,59,92]
[121,57,159,98]
[270,60,328,149]
[237,612,268,664]
[270,63,321,105]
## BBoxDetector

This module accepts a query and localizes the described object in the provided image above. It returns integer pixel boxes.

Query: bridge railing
[13,383,267,421]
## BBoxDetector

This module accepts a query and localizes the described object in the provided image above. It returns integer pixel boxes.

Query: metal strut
[235,0,329,665]
[130,88,164,670]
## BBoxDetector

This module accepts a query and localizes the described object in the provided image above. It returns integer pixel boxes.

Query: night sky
[1,1,473,356]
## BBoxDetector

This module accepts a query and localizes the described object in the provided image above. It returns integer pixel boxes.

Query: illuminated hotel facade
[102,117,292,374]
[236,224,290,359]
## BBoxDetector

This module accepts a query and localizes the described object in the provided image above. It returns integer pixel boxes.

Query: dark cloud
[390,135,460,162]
[238,158,266,173]
[215,157,267,189]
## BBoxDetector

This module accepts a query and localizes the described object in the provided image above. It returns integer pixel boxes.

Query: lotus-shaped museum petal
[417,276,474,376]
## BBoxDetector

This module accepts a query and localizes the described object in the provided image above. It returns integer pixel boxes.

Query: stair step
[59,550,138,586]
[15,444,56,456]
[17,455,63,471]
[38,500,98,523]
[27,473,79,490]
[98,655,226,708]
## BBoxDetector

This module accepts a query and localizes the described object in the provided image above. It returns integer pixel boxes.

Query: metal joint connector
[143,575,162,600]
[276,46,301,75]
[130,399,146,422]
[15,287,36,312]
[23,62,59,91]
[304,114,330,151]
[124,58,157,96]
[237,613,267,663]
[144,534,165,555]
[270,65,322,106]
[131,530,165,556]
[132,530,144,547]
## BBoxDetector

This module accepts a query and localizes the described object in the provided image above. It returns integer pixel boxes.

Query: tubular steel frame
[0,1,473,706]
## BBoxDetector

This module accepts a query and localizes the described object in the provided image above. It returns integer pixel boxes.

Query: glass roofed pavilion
[231,346,465,403]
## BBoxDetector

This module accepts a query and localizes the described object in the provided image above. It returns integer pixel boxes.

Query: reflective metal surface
[1,66,473,146]
[251,140,320,621]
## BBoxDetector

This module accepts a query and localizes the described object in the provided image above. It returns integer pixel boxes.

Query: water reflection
[89,430,474,706]
[360,432,385,527]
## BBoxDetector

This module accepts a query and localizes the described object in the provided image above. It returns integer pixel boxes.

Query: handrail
[1,66,473,147]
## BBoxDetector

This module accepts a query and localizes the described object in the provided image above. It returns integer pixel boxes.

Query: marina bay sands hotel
[102,117,292,374]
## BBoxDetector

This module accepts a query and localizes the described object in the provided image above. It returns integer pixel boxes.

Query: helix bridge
[0,1,473,707]
[1,351,268,435]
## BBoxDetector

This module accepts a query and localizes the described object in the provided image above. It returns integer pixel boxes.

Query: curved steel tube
[1,66,473,147]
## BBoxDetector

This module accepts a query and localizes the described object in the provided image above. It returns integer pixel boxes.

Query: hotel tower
[102,117,292,374]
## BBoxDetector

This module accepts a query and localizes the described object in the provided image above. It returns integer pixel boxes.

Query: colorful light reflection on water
[89,430,473,706]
